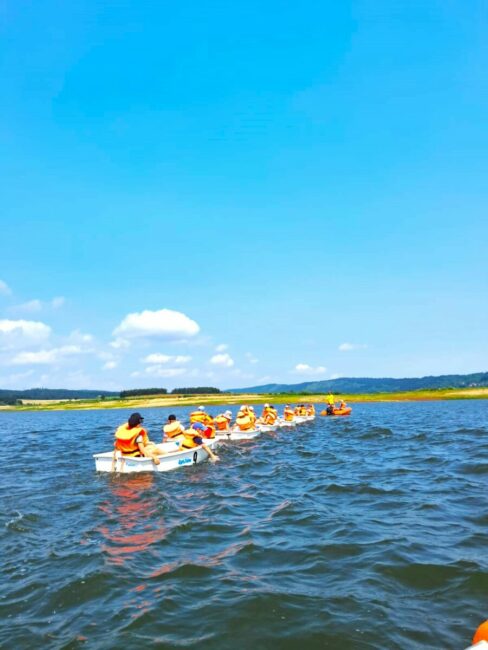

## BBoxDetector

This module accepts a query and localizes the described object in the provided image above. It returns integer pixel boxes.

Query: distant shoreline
[1,387,487,412]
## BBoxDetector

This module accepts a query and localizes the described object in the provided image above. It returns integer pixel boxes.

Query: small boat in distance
[320,406,352,417]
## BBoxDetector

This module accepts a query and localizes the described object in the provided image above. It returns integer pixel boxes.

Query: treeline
[0,388,118,402]
[120,388,168,398]
[171,387,221,394]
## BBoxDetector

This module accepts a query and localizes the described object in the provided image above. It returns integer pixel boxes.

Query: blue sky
[1,0,487,390]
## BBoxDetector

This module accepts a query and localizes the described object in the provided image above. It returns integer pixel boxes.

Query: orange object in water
[473,620,488,644]
[320,407,352,417]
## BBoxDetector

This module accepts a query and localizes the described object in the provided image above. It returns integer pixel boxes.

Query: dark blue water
[1,401,487,649]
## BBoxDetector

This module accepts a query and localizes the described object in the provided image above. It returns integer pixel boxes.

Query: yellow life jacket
[114,424,147,455]
[262,408,277,424]
[180,428,203,449]
[283,408,294,422]
[163,421,184,439]
[190,410,207,424]
[235,414,253,431]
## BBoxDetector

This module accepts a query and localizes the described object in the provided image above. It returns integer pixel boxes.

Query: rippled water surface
[1,401,487,649]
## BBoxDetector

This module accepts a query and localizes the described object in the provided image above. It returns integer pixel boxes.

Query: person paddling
[161,416,219,461]
[114,412,160,465]
[182,422,220,462]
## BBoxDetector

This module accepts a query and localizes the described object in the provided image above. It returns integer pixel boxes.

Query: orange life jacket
[235,413,253,431]
[284,408,294,422]
[114,424,147,456]
[214,415,229,431]
[163,421,185,440]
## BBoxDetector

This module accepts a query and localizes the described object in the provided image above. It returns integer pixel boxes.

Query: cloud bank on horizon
[0,285,346,390]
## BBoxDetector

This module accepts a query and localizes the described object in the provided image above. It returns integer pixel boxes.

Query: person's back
[181,423,220,462]
[283,405,294,421]
[163,415,185,441]
[114,412,160,465]
[114,420,147,456]
[190,406,208,424]
[214,414,230,431]
[236,407,254,431]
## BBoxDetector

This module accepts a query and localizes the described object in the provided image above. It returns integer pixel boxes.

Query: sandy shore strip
[1,387,487,412]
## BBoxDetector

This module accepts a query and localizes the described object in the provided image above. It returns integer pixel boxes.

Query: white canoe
[293,415,309,424]
[257,424,277,433]
[94,439,217,473]
[215,428,261,441]
[276,418,296,428]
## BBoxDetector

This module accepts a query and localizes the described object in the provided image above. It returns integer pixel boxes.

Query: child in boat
[214,411,232,431]
[114,412,161,465]
[162,414,185,441]
[182,422,220,462]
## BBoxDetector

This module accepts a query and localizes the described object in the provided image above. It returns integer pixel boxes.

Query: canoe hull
[257,424,277,432]
[93,440,216,473]
[215,429,261,441]
[320,407,352,417]
[276,418,296,427]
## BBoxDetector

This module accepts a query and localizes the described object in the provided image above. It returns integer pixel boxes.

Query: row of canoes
[93,414,316,474]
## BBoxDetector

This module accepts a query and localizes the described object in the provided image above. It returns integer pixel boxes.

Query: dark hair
[168,414,176,421]
[128,412,144,428]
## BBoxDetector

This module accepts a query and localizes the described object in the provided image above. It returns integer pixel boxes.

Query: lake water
[1,401,487,649]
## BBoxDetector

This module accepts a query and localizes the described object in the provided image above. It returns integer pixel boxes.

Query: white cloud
[210,353,234,368]
[246,353,259,364]
[10,299,42,313]
[338,342,368,352]
[0,319,51,345]
[0,280,12,296]
[102,361,117,370]
[294,363,326,375]
[330,373,341,379]
[110,337,130,349]
[68,330,94,345]
[9,297,66,313]
[142,353,192,365]
[113,309,200,340]
[11,345,82,365]
[215,343,228,352]
[51,297,65,309]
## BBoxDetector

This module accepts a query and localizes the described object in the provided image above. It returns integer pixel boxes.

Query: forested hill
[229,372,488,395]
[0,388,118,403]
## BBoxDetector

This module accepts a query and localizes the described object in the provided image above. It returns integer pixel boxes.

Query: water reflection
[98,474,167,565]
